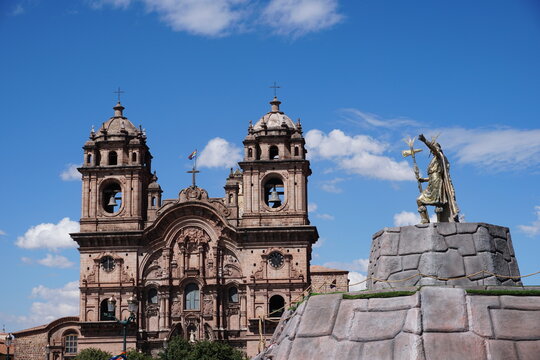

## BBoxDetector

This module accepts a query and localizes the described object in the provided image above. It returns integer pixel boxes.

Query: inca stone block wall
[14,332,47,360]
[253,287,540,360]
[367,223,522,289]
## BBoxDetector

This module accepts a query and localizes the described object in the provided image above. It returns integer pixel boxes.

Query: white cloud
[197,137,243,169]
[393,211,437,226]
[21,254,74,268]
[323,258,369,273]
[435,127,540,171]
[60,164,81,181]
[518,206,540,237]
[316,213,335,220]
[306,129,414,181]
[262,0,343,37]
[341,108,420,129]
[95,0,247,37]
[313,237,325,249]
[320,177,345,193]
[16,218,79,251]
[38,254,75,268]
[348,271,367,291]
[308,202,318,212]
[11,4,25,16]
[0,230,5,236]
[1,281,79,328]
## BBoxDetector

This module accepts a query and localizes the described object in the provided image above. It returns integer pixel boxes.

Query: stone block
[474,226,495,252]
[268,336,293,360]
[445,233,476,256]
[493,253,510,276]
[379,232,400,256]
[288,336,339,360]
[464,255,488,281]
[403,308,422,335]
[402,254,421,270]
[421,287,468,332]
[467,295,499,337]
[388,270,422,286]
[368,292,419,311]
[362,340,394,360]
[423,333,486,360]
[437,222,457,236]
[418,250,465,280]
[500,296,540,310]
[399,225,447,255]
[457,222,479,234]
[515,341,540,360]
[349,310,407,341]
[486,224,508,239]
[334,341,364,359]
[374,256,402,279]
[486,340,517,360]
[394,332,425,360]
[491,309,540,339]
[333,299,365,340]
[296,294,341,337]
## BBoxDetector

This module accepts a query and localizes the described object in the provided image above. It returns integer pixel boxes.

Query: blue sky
[1,0,540,332]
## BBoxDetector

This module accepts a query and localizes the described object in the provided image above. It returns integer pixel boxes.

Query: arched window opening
[108,151,118,166]
[132,152,137,163]
[102,182,122,214]
[255,145,261,160]
[269,146,279,159]
[228,193,234,204]
[151,196,156,207]
[330,280,337,290]
[269,295,285,318]
[100,299,115,321]
[264,177,285,208]
[228,287,239,303]
[185,283,200,310]
[248,148,253,158]
[294,146,299,156]
[64,332,78,354]
[147,288,158,305]
[87,153,92,164]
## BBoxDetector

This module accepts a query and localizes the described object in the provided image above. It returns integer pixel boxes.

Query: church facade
[13,97,348,359]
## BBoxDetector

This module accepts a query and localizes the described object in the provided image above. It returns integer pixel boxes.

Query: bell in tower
[78,101,154,232]
[239,96,311,227]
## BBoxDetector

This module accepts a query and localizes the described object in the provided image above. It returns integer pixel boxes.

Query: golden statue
[403,134,459,224]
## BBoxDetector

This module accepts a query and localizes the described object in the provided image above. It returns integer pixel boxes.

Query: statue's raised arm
[413,134,460,224]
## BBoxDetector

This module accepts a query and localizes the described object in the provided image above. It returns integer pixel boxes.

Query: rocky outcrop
[367,223,522,289]
[253,287,540,360]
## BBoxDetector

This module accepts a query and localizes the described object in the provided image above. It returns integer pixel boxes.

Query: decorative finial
[113,102,124,117]
[269,81,281,97]
[270,96,281,113]
[296,118,302,133]
[113,87,125,103]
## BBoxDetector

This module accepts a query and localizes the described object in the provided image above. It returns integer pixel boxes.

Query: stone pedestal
[366,223,522,289]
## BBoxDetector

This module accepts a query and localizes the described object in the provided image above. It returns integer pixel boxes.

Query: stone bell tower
[239,96,310,227]
[79,102,154,232]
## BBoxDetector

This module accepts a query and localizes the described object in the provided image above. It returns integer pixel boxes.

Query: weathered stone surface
[398,225,446,255]
[333,300,365,340]
[380,232,400,256]
[394,332,425,360]
[486,340,517,360]
[374,256,402,279]
[464,254,488,281]
[402,254,421,270]
[467,296,499,337]
[418,250,465,279]
[457,223,479,234]
[423,333,486,360]
[387,270,421,284]
[368,292,419,311]
[422,287,468,332]
[288,336,339,360]
[445,233,476,256]
[500,296,540,310]
[362,340,394,360]
[491,309,540,339]
[349,310,407,341]
[486,224,508,238]
[403,308,422,335]
[474,226,495,252]
[437,222,457,236]
[515,340,540,360]
[296,294,341,337]
[267,336,293,360]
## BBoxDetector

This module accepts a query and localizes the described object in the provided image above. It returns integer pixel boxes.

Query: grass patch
[343,290,417,300]
[466,289,540,296]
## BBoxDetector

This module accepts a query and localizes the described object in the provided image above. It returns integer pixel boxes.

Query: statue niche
[175,226,211,277]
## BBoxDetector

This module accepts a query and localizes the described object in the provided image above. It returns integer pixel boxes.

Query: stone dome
[95,102,140,138]
[252,97,297,132]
